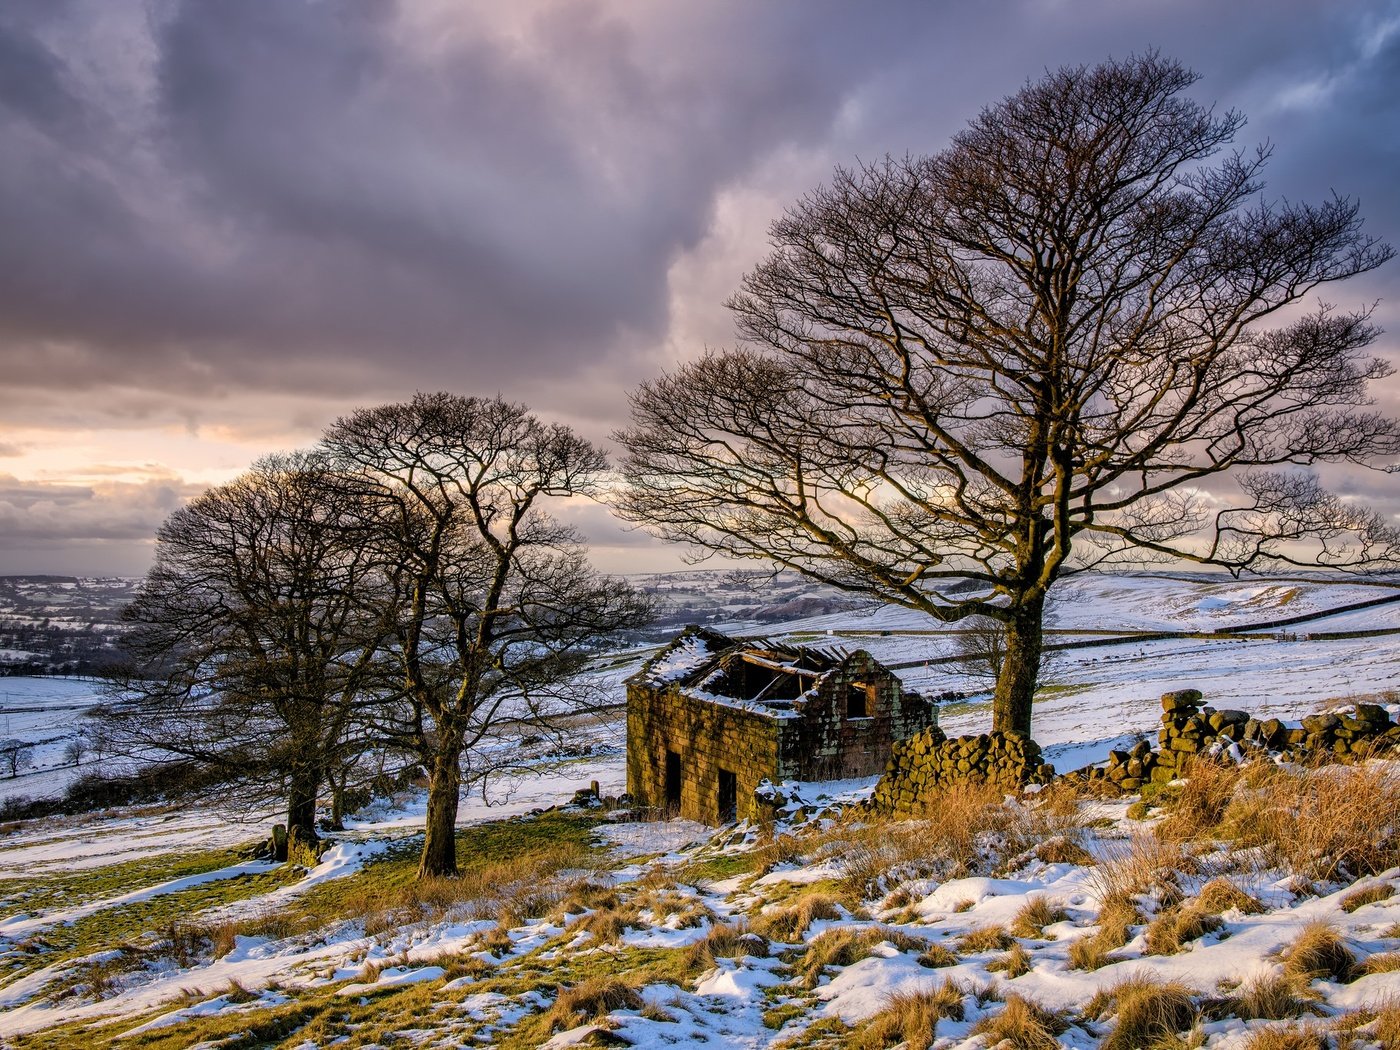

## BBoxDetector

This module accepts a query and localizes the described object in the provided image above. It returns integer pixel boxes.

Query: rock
[1302,713,1341,735]
[1161,689,1204,713]
[1356,703,1389,725]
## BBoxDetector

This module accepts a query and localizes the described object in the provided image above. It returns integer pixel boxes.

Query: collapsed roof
[631,625,859,714]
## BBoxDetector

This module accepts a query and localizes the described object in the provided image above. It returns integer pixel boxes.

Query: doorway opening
[718,768,737,823]
[664,750,682,813]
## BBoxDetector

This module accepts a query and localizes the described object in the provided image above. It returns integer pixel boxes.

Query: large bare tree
[323,393,651,879]
[114,451,386,842]
[617,54,1398,736]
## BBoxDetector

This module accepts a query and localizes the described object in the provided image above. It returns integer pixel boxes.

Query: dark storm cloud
[0,0,1396,429]
[0,0,947,418]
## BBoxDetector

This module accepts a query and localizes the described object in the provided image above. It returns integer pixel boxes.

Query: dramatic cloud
[1,0,1397,572]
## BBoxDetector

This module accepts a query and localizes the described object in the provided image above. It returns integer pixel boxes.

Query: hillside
[0,571,1398,1047]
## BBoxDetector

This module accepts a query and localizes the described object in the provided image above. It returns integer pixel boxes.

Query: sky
[2,0,1399,577]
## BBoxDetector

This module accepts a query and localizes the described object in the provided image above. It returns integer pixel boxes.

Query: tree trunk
[991,595,1045,737]
[328,770,347,831]
[286,764,321,842]
[418,739,463,879]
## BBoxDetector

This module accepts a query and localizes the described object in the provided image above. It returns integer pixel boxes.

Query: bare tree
[0,739,31,779]
[111,451,386,841]
[617,54,1398,737]
[323,393,652,879]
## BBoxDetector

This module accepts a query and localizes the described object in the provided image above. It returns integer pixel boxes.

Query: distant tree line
[105,394,651,879]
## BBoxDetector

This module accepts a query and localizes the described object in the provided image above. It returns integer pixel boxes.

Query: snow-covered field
[0,572,1398,1047]
[0,676,110,804]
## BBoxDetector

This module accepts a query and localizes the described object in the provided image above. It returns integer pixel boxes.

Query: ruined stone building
[625,627,939,825]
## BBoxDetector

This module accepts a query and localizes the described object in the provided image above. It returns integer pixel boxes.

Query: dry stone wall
[870,727,1054,815]
[872,687,1400,814]
[1069,688,1400,794]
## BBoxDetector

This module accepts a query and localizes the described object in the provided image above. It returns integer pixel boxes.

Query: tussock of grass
[1090,833,1192,906]
[682,921,769,972]
[1239,1023,1328,1050]
[1282,922,1355,984]
[955,924,1013,953]
[634,887,713,929]
[1032,835,1094,866]
[796,926,925,989]
[1357,950,1400,975]
[1372,1000,1400,1047]
[1010,896,1068,939]
[969,993,1067,1050]
[1156,758,1243,842]
[987,941,1033,977]
[1339,881,1395,913]
[832,783,1085,898]
[1221,763,1400,881]
[917,942,958,968]
[543,977,643,1032]
[853,979,964,1050]
[752,892,842,942]
[1230,972,1311,1020]
[1087,973,1197,1050]
[1143,902,1223,955]
[570,904,640,945]
[1196,877,1266,916]
[1068,897,1140,971]
[550,880,620,920]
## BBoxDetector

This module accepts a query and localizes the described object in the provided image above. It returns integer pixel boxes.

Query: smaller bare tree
[323,393,653,879]
[0,739,32,779]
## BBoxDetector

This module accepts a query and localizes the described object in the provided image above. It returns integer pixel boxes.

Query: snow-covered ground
[0,572,1397,1046]
[0,676,111,804]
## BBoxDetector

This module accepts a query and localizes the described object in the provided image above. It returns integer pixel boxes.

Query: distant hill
[0,576,138,675]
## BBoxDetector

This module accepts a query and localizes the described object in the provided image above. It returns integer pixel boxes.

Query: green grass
[2,864,304,992]
[0,845,259,916]
[676,850,764,885]
[281,809,605,922]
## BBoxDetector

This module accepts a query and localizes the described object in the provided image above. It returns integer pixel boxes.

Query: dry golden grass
[987,941,1033,978]
[1156,758,1244,842]
[1087,972,1198,1050]
[634,886,714,929]
[550,879,620,920]
[1282,921,1356,984]
[969,993,1068,1050]
[955,924,1014,953]
[827,782,1011,895]
[1239,1023,1328,1050]
[852,979,965,1050]
[1373,1000,1400,1047]
[1067,896,1141,971]
[1010,896,1069,939]
[332,839,595,937]
[1143,902,1223,955]
[1221,763,1400,881]
[916,942,958,968]
[1357,950,1400,975]
[751,892,842,942]
[1090,833,1192,906]
[682,920,769,972]
[1032,835,1095,866]
[568,903,642,945]
[543,977,643,1032]
[205,909,308,958]
[1196,877,1266,916]
[1339,881,1396,913]
[796,926,925,990]
[1231,972,1311,1020]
